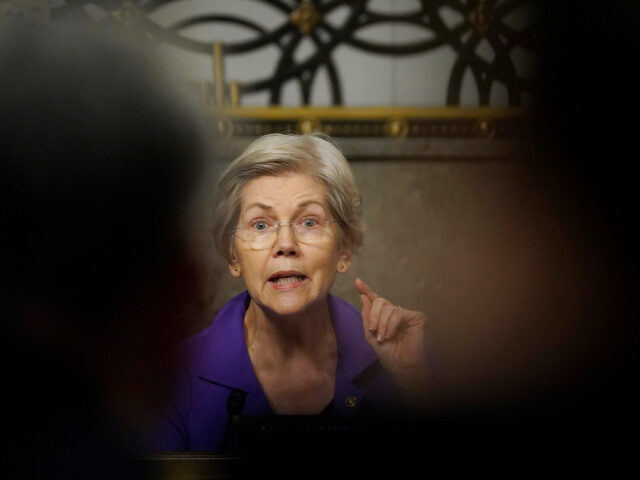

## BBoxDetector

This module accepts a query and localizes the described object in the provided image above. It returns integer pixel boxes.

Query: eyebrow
[244,202,273,212]
[243,200,326,213]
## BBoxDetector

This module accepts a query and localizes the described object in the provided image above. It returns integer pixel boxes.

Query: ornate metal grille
[41,0,539,108]
[0,0,535,151]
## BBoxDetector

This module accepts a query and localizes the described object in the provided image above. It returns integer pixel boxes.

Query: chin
[263,291,326,318]
[268,297,311,317]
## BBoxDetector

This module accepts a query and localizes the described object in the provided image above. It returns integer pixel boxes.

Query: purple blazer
[150,291,398,453]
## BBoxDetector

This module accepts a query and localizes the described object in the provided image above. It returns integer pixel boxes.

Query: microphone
[226,389,247,416]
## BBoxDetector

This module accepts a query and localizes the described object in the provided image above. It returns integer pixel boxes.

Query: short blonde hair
[213,133,364,262]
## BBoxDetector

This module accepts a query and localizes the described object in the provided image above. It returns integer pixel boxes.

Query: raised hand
[355,278,429,398]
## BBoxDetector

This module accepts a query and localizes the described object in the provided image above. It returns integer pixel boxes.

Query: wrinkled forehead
[239,173,330,215]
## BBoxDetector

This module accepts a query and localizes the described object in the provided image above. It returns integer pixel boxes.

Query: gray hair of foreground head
[213,133,364,263]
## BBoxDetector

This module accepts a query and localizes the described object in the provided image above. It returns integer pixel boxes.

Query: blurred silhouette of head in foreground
[1,19,207,478]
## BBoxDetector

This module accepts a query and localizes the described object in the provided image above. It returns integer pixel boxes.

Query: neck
[244,297,335,360]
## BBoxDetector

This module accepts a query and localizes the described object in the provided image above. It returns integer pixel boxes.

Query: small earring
[234,266,239,272]
[339,263,344,271]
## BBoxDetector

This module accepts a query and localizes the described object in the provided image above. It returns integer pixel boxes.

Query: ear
[228,252,242,278]
[336,249,353,274]
[228,262,242,278]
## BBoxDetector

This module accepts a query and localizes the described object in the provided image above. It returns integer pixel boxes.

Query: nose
[273,223,299,257]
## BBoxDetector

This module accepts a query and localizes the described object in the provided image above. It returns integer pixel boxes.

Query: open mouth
[268,271,307,286]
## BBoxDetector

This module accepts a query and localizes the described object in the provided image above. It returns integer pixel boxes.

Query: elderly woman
[152,133,429,453]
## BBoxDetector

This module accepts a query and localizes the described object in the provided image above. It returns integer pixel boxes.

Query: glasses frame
[232,219,338,248]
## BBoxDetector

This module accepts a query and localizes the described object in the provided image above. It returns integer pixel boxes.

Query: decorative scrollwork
[50,0,538,107]
[467,0,494,35]
[290,0,322,35]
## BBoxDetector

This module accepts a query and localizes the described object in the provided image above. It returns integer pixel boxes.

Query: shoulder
[328,294,361,322]
[175,291,250,371]
[328,294,366,347]
[328,293,377,369]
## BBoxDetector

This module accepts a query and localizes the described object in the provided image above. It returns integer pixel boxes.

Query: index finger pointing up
[355,278,379,302]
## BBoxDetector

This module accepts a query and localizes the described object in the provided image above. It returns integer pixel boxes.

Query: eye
[301,218,318,228]
[251,221,269,231]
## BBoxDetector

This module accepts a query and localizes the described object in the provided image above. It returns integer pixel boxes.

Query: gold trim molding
[208,107,530,160]
[209,106,529,139]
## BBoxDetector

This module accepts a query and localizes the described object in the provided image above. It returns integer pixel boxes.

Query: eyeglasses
[233,218,338,249]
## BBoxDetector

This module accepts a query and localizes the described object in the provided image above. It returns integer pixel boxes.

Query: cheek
[309,244,341,275]
[233,240,249,267]
[235,248,266,282]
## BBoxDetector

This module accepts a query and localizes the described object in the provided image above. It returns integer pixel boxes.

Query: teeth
[273,275,304,285]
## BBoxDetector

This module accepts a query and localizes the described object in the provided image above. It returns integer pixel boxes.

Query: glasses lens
[292,222,323,241]
[234,226,273,248]
[235,220,335,249]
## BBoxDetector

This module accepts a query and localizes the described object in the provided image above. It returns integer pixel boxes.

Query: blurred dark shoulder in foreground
[1,18,207,479]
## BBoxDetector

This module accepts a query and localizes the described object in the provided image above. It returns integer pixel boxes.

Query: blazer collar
[197,291,255,392]
[328,293,378,383]
[196,291,378,395]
